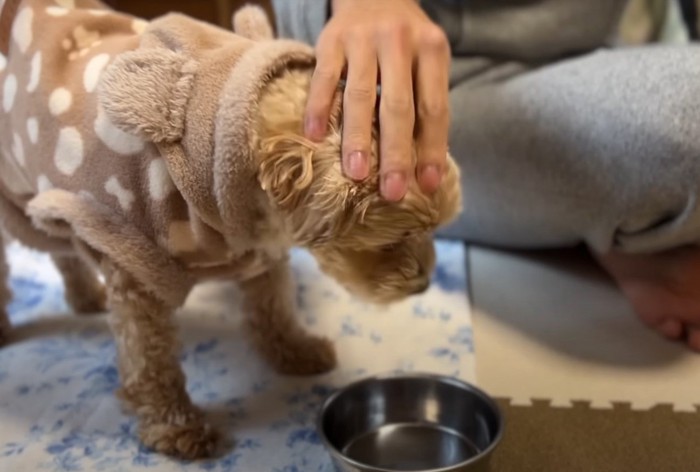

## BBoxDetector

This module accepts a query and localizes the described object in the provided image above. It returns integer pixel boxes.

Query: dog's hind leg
[0,232,12,344]
[238,257,337,375]
[103,260,218,460]
[51,253,106,315]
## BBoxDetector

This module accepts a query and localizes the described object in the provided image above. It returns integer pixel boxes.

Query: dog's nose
[412,280,430,295]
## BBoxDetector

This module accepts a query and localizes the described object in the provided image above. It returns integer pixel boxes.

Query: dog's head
[257,69,462,303]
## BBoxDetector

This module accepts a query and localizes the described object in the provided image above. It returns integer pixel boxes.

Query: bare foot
[596,246,700,352]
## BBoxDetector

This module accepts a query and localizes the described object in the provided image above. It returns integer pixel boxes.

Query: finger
[415,25,450,194]
[342,38,378,181]
[377,25,415,201]
[305,31,345,141]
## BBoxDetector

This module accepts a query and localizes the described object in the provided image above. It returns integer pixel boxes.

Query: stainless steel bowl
[318,374,503,472]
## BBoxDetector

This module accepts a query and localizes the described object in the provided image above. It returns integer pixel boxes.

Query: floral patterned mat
[0,240,473,472]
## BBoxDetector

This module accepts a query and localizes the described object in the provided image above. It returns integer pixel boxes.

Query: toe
[657,319,684,340]
[687,327,700,353]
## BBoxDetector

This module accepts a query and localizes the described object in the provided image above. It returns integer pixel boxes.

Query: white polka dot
[11,133,24,166]
[11,8,33,54]
[105,176,135,211]
[73,25,101,50]
[3,74,17,112]
[26,51,41,92]
[55,0,75,8]
[148,159,175,200]
[83,53,110,93]
[46,6,68,16]
[49,88,72,116]
[94,107,144,155]
[26,117,38,144]
[37,175,53,193]
[132,19,148,35]
[54,127,83,175]
[0,54,6,72]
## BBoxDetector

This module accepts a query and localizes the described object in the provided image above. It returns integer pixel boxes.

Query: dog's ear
[257,135,316,210]
[98,48,197,143]
[257,134,360,245]
[232,5,274,41]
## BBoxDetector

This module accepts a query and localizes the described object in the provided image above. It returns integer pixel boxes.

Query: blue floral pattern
[0,240,473,471]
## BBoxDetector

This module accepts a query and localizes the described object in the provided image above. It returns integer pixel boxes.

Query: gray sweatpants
[273,0,700,254]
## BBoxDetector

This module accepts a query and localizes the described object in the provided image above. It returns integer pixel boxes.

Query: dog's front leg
[238,257,337,375]
[103,261,218,459]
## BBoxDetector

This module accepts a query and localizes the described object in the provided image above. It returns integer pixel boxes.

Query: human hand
[304,0,450,201]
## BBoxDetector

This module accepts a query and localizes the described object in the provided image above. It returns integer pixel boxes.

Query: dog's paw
[269,335,338,376]
[140,420,220,460]
[67,284,107,315]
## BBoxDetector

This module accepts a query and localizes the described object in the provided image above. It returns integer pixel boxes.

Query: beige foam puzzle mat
[468,246,700,412]
[490,398,700,472]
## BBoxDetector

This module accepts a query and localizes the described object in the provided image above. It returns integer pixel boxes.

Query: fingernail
[346,151,369,180]
[382,171,408,201]
[419,165,442,193]
[304,117,325,141]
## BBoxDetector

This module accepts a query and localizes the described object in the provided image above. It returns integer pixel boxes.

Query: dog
[0,0,462,458]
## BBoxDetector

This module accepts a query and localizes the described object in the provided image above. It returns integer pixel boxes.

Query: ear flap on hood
[97,46,197,144]
[97,12,240,144]
[99,8,279,144]
[232,5,275,41]
[98,11,318,246]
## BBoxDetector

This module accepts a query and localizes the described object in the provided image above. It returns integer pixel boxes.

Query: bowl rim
[316,372,504,472]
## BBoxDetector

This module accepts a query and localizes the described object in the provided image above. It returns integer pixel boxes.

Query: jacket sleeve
[271,0,329,45]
